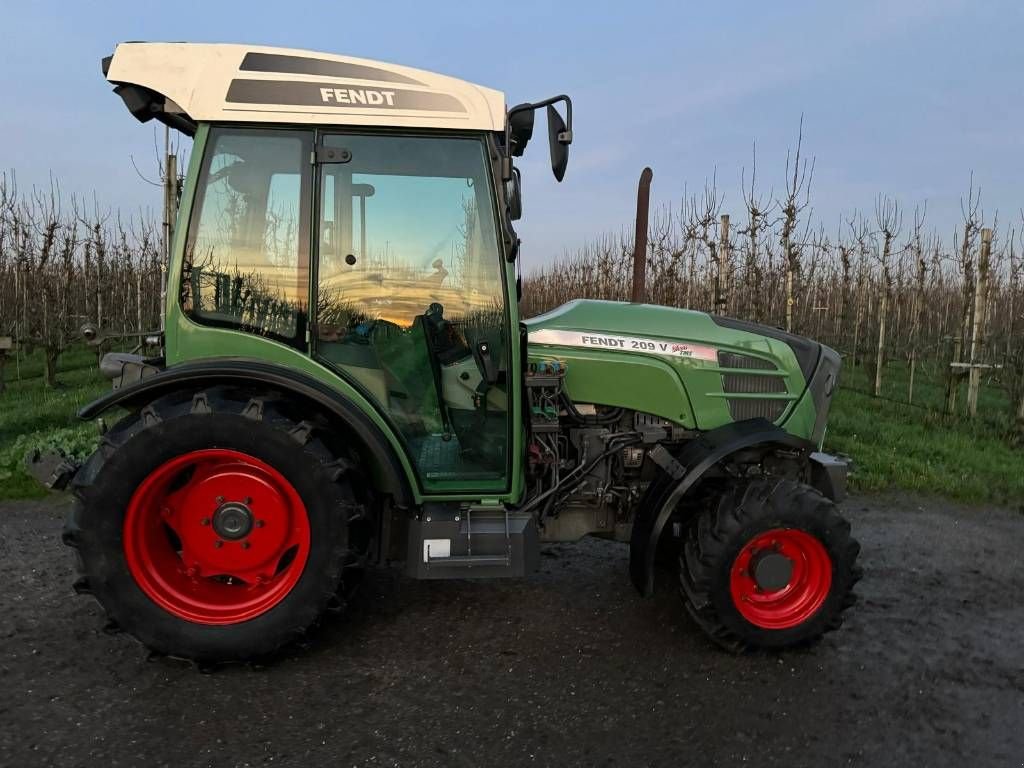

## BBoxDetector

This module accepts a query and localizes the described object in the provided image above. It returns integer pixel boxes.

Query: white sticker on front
[528,328,717,362]
[424,539,451,562]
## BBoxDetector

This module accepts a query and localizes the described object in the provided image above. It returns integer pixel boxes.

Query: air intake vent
[727,399,788,421]
[722,373,787,394]
[718,352,788,422]
[718,351,776,370]
[719,352,786,395]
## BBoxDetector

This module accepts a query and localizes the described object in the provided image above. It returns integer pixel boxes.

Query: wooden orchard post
[966,227,993,417]
[873,270,889,397]
[945,336,963,413]
[716,214,730,314]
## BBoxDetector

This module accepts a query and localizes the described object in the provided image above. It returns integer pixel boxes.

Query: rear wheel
[679,478,860,651]
[63,388,364,663]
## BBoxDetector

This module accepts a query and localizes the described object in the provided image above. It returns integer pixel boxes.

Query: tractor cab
[103,42,571,496]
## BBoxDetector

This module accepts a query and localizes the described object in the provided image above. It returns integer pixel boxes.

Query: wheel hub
[122,448,311,625]
[729,528,833,630]
[750,550,793,592]
[212,501,254,540]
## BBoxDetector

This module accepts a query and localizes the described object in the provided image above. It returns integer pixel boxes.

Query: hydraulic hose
[521,432,641,518]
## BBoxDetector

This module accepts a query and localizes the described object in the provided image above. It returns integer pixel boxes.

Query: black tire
[679,478,861,652]
[62,387,365,663]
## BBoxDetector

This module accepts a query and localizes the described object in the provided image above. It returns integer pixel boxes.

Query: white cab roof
[105,42,507,132]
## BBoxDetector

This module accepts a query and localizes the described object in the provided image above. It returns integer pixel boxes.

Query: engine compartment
[524,360,696,543]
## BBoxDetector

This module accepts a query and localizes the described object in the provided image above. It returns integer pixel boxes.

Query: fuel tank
[524,300,836,440]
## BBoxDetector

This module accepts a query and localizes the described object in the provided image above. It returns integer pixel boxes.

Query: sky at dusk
[1,0,1021,268]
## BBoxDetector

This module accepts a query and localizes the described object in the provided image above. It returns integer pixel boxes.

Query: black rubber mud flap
[629,419,810,596]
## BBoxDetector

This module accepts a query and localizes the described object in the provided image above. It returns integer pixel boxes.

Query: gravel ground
[1,493,1022,767]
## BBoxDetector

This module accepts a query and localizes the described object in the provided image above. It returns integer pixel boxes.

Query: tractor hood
[525,300,834,440]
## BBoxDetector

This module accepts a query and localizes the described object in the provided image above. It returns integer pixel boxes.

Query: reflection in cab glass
[315,134,509,489]
[182,128,311,342]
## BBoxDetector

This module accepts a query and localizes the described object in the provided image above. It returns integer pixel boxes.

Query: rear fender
[629,418,811,596]
[77,359,414,508]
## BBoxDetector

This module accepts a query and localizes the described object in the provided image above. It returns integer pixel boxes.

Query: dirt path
[1,494,1021,767]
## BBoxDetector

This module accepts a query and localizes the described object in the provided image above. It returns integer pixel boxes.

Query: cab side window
[182,127,312,343]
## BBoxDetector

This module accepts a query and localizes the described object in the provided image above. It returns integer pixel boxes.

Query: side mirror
[506,167,523,221]
[506,95,573,182]
[547,105,571,182]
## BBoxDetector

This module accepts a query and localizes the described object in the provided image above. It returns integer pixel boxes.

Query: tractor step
[426,553,511,567]
[408,504,538,580]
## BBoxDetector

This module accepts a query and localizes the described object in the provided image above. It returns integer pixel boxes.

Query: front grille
[722,373,787,394]
[727,398,788,421]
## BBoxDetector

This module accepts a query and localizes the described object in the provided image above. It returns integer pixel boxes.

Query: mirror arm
[505,94,574,158]
[521,95,573,143]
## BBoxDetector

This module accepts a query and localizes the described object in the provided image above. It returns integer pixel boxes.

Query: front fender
[629,418,811,596]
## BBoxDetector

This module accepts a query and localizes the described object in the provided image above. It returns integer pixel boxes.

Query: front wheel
[679,479,861,651]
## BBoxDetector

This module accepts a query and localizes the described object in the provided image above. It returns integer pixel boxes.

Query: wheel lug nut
[214,540,223,548]
[242,541,251,550]
[255,520,265,528]
[186,566,198,577]
[200,517,210,526]
[216,496,225,504]
[161,507,172,517]
[244,497,252,505]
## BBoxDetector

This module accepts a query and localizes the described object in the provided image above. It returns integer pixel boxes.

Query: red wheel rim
[729,528,832,630]
[123,449,310,625]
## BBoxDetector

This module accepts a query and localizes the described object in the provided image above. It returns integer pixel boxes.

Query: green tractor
[61,43,859,662]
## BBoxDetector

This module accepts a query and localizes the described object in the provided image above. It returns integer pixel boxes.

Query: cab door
[310,131,514,494]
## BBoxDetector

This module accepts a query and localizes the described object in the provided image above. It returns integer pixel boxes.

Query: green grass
[825,359,1023,506]
[0,346,109,500]
[1,347,1021,506]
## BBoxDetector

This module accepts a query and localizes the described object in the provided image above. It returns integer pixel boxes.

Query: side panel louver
[718,352,789,422]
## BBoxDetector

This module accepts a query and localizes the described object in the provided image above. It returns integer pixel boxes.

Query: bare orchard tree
[777,117,814,333]
[738,144,774,322]
[0,171,162,388]
[846,215,874,370]
[945,181,982,413]
[906,206,929,403]
[870,196,901,397]
[1010,220,1024,433]
[834,218,854,348]
[684,177,723,313]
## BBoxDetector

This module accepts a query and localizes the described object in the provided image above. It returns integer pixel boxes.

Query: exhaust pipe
[631,167,653,303]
